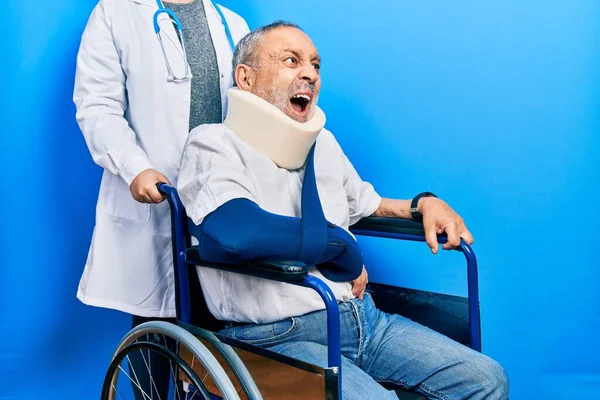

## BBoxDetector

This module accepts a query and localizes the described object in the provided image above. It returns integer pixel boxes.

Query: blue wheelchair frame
[158,183,481,399]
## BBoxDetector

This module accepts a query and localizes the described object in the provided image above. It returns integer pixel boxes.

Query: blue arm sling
[189,145,364,282]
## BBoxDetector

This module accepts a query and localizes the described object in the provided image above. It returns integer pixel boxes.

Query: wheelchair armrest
[185,246,309,283]
[186,246,342,377]
[350,216,439,237]
[350,216,482,352]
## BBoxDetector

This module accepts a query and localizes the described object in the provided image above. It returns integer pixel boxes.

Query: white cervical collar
[224,88,326,170]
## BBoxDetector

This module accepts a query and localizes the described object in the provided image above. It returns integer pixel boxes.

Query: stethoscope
[153,0,236,82]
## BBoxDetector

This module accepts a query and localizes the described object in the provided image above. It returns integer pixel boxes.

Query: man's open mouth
[289,92,312,115]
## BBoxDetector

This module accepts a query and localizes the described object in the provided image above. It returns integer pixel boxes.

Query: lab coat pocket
[102,171,151,224]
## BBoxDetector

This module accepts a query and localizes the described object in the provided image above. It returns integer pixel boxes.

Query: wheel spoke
[111,384,125,400]
[139,347,163,400]
[120,360,152,400]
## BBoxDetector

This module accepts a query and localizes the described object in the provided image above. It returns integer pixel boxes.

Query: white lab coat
[73,0,250,318]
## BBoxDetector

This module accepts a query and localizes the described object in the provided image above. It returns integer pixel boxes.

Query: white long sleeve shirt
[177,124,382,323]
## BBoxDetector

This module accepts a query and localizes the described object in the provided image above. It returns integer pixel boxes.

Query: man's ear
[234,64,255,91]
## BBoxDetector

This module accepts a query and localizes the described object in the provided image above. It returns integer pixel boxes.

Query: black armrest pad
[350,217,429,236]
[185,246,308,283]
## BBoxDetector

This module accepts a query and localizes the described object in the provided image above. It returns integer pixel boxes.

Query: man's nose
[299,65,319,83]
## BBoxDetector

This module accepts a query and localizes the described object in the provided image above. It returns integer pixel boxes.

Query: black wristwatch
[410,192,438,221]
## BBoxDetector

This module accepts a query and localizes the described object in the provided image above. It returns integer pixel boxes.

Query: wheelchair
[101,183,482,400]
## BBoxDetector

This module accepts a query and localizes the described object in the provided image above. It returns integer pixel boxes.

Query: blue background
[1,1,598,399]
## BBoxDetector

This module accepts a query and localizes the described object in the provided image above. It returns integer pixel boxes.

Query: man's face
[242,27,321,123]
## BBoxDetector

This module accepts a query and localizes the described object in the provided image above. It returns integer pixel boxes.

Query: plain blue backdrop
[1,1,598,399]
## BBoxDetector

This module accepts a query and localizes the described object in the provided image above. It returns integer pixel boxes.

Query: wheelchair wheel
[101,321,242,400]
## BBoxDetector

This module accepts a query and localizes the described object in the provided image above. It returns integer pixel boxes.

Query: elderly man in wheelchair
[102,20,508,400]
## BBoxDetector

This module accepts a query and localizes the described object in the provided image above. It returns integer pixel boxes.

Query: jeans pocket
[236,318,298,345]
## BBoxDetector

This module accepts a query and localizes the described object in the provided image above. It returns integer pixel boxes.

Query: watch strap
[410,192,438,221]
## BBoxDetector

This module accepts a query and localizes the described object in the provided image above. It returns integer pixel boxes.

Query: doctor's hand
[130,169,171,204]
[351,266,368,300]
[419,197,474,254]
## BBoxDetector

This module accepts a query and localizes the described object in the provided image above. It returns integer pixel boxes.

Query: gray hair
[232,21,303,83]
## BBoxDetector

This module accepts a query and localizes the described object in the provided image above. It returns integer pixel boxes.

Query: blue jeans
[220,293,508,400]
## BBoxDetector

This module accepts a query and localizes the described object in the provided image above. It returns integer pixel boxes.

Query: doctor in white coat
[73,0,249,397]
[74,0,249,320]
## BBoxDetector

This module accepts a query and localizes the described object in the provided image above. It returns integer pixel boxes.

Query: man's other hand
[419,197,474,254]
[352,266,368,300]
[130,169,171,203]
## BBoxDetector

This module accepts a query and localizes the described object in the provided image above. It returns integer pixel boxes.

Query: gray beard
[255,85,319,121]
[255,86,288,112]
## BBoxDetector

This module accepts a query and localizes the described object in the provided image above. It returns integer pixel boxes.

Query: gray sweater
[164,0,222,131]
